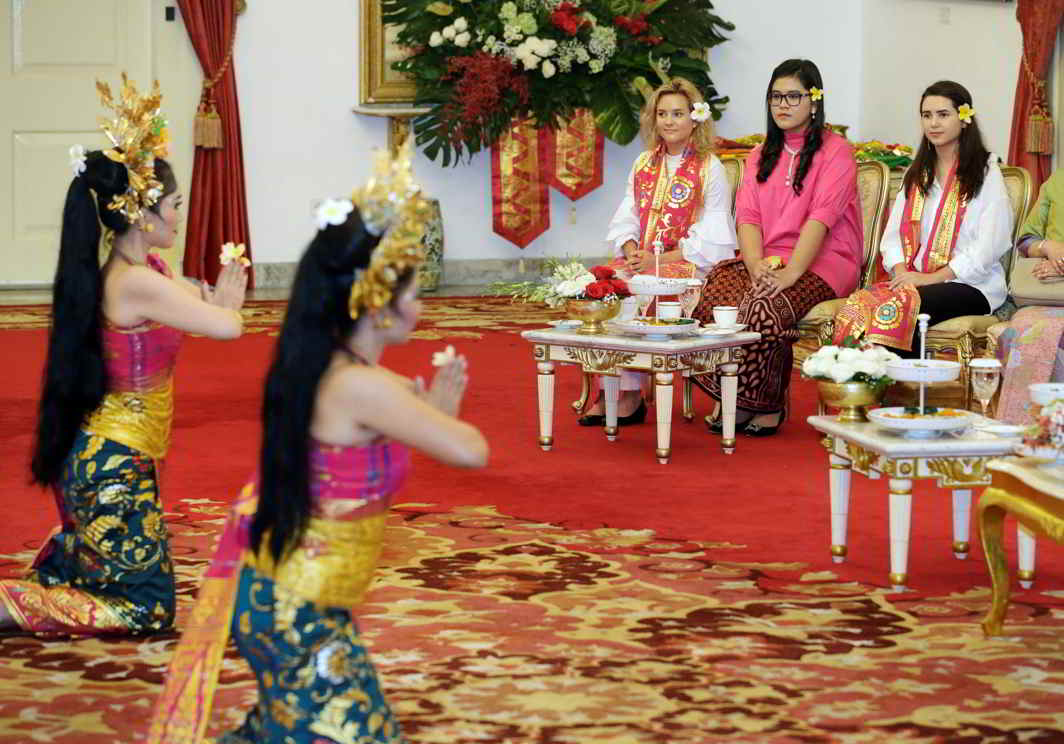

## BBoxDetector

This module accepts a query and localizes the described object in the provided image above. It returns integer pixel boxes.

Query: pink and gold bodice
[83,255,183,459]
[245,439,410,607]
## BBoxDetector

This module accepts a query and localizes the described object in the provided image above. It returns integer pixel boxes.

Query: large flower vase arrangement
[803,343,901,423]
[381,0,734,164]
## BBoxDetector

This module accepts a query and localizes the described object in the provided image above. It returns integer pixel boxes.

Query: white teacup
[713,305,738,326]
[657,301,682,320]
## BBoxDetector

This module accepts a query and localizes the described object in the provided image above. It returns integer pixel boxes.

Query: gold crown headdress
[346,141,431,322]
[95,73,170,230]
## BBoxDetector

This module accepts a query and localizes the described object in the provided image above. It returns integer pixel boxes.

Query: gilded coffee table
[808,414,1018,590]
[979,458,1064,636]
[520,327,760,463]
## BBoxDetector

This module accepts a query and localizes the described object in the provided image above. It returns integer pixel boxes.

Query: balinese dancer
[833,80,1012,355]
[580,77,736,426]
[0,75,247,635]
[147,146,488,743]
[692,59,863,437]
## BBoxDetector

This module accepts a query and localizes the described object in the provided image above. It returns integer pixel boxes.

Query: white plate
[700,323,748,336]
[626,275,702,295]
[609,317,700,337]
[547,319,582,329]
[866,407,975,438]
[979,422,1027,438]
[886,359,961,384]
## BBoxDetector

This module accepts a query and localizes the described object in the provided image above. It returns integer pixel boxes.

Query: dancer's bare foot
[584,390,643,417]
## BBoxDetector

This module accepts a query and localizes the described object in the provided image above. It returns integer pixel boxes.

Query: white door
[0,0,153,286]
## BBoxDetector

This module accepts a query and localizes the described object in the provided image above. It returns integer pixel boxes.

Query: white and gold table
[521,327,760,463]
[979,458,1064,636]
[808,414,1018,590]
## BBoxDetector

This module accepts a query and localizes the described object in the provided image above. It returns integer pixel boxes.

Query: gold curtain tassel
[1026,105,1054,155]
[194,101,224,149]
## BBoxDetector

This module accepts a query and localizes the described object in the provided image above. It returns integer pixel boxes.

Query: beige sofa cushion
[799,298,846,326]
[928,314,1000,337]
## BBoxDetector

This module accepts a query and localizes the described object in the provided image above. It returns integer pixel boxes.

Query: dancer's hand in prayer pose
[200,261,248,309]
[419,354,469,418]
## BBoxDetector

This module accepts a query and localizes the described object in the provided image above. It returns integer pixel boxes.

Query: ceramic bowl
[885,359,960,383]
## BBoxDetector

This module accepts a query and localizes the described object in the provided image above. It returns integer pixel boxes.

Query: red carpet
[1,297,1059,597]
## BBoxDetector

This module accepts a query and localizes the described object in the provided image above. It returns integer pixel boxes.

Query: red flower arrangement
[550,2,588,36]
[442,52,529,144]
[584,266,631,300]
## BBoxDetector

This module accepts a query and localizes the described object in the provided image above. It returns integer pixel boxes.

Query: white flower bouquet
[802,344,900,390]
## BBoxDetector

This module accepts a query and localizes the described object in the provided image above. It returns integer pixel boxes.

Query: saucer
[700,323,747,336]
[978,422,1027,438]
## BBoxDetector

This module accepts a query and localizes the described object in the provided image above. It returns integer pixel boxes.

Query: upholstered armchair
[793,160,891,365]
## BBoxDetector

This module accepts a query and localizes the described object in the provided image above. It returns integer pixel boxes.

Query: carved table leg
[978,489,1010,636]
[719,361,739,455]
[602,374,620,442]
[1017,523,1036,589]
[536,362,555,451]
[682,372,695,423]
[830,454,851,564]
[572,372,592,414]
[951,489,971,559]
[654,371,674,464]
[888,478,913,591]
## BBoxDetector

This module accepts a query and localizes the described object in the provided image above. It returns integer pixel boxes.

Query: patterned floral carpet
[2,298,1064,742]
[2,499,1063,743]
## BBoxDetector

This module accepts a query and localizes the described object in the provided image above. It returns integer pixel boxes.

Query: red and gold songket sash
[833,166,968,350]
[609,144,709,279]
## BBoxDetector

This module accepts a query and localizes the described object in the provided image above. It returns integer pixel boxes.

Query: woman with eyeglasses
[691,59,863,437]
[832,80,1012,355]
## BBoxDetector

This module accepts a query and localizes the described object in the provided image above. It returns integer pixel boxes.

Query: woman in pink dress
[692,59,863,437]
[0,77,247,635]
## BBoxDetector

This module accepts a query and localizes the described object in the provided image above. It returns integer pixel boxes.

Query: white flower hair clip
[219,241,251,267]
[69,144,87,177]
[315,198,354,231]
[690,102,711,123]
[432,344,457,367]
[958,103,975,124]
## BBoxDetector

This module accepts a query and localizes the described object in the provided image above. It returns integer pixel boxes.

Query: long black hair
[902,80,991,203]
[757,59,827,195]
[30,153,177,486]
[251,207,415,563]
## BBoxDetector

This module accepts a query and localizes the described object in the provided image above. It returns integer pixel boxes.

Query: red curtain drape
[1007,0,1064,188]
[177,0,252,286]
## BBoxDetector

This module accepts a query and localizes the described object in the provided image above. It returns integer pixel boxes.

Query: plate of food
[866,406,975,438]
[609,316,700,339]
[625,274,702,295]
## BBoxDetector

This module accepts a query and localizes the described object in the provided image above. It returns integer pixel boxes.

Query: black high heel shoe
[578,400,647,427]
[742,411,784,437]
[704,410,754,435]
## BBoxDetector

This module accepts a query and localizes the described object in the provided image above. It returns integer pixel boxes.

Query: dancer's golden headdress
[95,73,169,230]
[345,142,431,322]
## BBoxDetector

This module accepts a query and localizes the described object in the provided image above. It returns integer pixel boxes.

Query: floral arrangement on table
[802,342,900,390]
[381,0,734,163]
[854,140,914,169]
[1023,399,1064,453]
[493,260,631,306]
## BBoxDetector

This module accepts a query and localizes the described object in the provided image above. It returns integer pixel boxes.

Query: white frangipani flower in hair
[69,144,87,177]
[432,345,457,367]
[219,241,251,267]
[315,198,354,230]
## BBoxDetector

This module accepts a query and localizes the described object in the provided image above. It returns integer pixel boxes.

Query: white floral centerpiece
[493,259,630,307]
[804,343,901,423]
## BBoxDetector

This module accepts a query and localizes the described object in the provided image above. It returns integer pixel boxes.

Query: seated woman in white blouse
[832,80,1013,354]
[580,78,737,426]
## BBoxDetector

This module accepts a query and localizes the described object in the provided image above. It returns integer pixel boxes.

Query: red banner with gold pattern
[546,108,604,200]
[491,118,551,248]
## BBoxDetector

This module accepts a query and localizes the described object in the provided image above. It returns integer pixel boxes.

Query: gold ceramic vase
[565,299,621,335]
[817,380,885,423]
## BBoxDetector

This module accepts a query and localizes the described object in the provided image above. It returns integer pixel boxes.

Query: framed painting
[359,0,417,105]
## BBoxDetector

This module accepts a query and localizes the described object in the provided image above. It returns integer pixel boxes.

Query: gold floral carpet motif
[1,501,1063,743]
[0,297,561,338]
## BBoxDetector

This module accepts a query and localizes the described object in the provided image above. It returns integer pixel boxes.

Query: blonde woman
[581,78,737,426]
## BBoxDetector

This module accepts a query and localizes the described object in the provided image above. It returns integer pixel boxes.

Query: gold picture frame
[359,0,417,105]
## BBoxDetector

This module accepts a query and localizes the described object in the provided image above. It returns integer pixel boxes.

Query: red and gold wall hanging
[546,108,605,201]
[491,118,552,248]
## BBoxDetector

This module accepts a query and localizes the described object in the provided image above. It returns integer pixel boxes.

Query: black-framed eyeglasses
[768,92,810,107]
